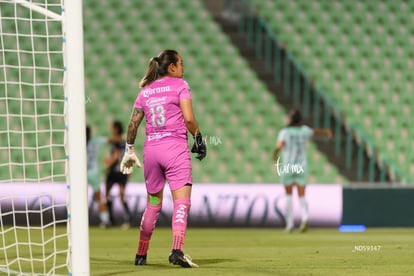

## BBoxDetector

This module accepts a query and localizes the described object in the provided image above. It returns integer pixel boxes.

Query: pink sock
[171,198,191,251]
[137,240,149,256]
[136,203,162,255]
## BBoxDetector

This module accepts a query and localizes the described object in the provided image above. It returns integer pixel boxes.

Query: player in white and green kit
[273,110,331,232]
[87,126,110,227]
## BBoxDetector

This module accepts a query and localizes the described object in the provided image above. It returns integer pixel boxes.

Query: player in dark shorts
[105,121,132,228]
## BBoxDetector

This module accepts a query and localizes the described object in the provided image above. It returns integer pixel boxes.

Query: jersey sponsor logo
[146,96,167,107]
[147,132,172,142]
[142,86,171,97]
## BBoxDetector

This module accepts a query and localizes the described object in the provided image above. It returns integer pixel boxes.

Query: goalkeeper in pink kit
[120,49,206,268]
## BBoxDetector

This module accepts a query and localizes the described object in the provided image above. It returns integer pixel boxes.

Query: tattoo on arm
[126,108,144,145]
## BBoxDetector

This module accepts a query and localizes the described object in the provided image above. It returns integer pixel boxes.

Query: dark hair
[112,121,124,135]
[140,49,179,88]
[86,125,91,144]
[288,109,303,127]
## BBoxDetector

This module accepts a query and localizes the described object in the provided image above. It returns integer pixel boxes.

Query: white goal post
[0,0,89,275]
[63,0,90,275]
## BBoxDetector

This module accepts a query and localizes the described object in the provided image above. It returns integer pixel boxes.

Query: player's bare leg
[297,185,309,233]
[94,191,110,227]
[168,184,198,268]
[135,189,163,266]
[119,184,132,229]
[285,184,294,232]
[105,183,115,226]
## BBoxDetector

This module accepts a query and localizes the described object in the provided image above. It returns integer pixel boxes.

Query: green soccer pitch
[89,227,414,276]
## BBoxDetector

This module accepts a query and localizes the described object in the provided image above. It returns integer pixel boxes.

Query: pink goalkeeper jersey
[134,77,191,146]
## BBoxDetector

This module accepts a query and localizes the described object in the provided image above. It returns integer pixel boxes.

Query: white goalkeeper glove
[120,144,142,175]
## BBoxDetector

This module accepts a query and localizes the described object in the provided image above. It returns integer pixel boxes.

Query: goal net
[0,0,88,275]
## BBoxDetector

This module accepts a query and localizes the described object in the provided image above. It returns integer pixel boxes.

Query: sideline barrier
[342,186,414,227]
[0,183,342,227]
[3,183,413,227]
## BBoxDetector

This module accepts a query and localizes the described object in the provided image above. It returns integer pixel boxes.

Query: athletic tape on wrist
[125,143,134,151]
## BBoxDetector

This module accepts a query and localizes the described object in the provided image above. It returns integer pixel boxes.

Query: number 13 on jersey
[150,105,166,127]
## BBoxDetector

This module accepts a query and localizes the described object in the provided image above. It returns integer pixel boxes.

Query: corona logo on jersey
[142,85,171,97]
[275,156,305,176]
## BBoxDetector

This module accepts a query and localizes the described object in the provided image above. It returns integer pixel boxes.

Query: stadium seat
[252,0,413,183]
[0,0,348,184]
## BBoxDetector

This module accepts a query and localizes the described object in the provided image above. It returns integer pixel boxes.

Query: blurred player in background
[105,121,132,228]
[86,126,110,227]
[120,49,206,268]
[272,110,332,233]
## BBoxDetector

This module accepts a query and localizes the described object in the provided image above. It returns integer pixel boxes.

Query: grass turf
[89,227,414,276]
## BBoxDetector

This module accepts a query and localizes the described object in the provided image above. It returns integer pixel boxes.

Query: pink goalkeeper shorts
[143,141,192,194]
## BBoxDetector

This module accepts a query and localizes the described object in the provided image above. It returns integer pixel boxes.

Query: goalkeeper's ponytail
[140,57,159,88]
[139,49,179,88]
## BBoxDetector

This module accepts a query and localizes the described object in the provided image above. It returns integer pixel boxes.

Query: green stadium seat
[251,0,413,183]
[0,0,349,183]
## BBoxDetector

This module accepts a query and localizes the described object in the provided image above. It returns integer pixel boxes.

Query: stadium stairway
[202,0,394,183]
